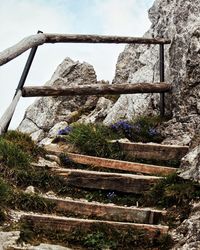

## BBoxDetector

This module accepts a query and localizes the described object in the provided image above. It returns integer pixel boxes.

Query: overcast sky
[0,0,154,129]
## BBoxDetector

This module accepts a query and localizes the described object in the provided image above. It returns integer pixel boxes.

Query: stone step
[44,196,166,224]
[21,214,169,239]
[53,167,162,194]
[67,152,177,176]
[113,141,189,161]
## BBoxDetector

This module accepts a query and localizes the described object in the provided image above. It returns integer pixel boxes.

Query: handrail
[22,83,172,97]
[0,32,171,134]
[0,33,171,66]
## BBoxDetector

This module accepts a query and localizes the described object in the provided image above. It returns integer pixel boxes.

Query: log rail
[22,82,172,97]
[0,32,171,134]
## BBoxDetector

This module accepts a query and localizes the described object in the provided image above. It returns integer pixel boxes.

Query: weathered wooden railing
[0,32,171,134]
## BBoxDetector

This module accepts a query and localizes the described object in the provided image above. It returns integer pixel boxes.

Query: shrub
[67,123,123,158]
[0,137,31,169]
[0,178,11,206]
[3,130,45,159]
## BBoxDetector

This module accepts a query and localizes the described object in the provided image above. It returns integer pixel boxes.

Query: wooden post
[0,90,22,135]
[160,44,165,117]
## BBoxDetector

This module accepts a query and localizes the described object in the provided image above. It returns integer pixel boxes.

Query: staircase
[17,142,189,249]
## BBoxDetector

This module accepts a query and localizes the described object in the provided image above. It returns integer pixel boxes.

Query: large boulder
[18,58,98,141]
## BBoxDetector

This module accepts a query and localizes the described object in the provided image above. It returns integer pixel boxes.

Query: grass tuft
[67,123,123,159]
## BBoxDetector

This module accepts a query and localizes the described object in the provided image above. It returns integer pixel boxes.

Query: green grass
[0,137,31,169]
[19,222,173,250]
[67,123,124,159]
[2,130,45,159]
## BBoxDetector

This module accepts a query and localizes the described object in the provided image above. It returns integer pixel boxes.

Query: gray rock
[79,97,113,124]
[24,186,35,194]
[0,231,20,250]
[48,121,68,138]
[171,202,200,250]
[104,0,200,143]
[179,146,200,183]
[18,58,97,142]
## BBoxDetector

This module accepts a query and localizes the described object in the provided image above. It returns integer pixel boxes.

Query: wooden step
[53,167,162,194]
[21,214,169,238]
[67,152,177,176]
[115,141,189,161]
[44,144,177,175]
[44,196,166,224]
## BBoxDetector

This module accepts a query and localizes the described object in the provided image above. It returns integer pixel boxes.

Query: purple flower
[107,191,116,200]
[148,128,158,136]
[58,126,72,135]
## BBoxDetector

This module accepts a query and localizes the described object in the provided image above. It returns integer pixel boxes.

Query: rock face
[179,145,200,183]
[104,0,200,146]
[18,58,98,141]
[171,202,200,250]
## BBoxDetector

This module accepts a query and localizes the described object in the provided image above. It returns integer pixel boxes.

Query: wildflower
[58,126,72,135]
[148,128,158,136]
[107,191,116,200]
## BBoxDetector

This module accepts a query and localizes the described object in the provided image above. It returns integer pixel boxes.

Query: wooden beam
[21,214,169,237]
[0,33,171,66]
[22,83,172,97]
[44,33,171,45]
[66,152,176,176]
[0,90,22,135]
[117,141,189,161]
[53,168,161,194]
[45,196,166,224]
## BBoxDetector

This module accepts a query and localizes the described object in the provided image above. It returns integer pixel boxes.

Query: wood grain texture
[118,141,189,161]
[0,33,171,66]
[53,168,161,194]
[0,90,22,135]
[22,83,172,97]
[21,214,169,237]
[67,152,177,176]
[45,196,166,224]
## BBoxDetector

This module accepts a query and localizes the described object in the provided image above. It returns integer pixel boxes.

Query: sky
[0,0,154,129]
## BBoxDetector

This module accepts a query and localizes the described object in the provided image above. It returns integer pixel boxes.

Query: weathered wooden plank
[117,141,189,161]
[45,33,171,45]
[67,152,176,176]
[53,168,161,194]
[21,214,169,238]
[0,33,170,66]
[45,196,166,224]
[22,83,172,97]
[0,90,22,135]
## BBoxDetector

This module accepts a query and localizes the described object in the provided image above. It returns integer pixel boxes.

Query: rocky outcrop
[179,145,200,183]
[18,58,98,141]
[104,0,200,146]
[171,202,200,250]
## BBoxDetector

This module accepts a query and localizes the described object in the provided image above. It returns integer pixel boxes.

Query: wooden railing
[0,32,171,135]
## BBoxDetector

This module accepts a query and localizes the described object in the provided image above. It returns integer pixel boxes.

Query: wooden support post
[160,44,165,117]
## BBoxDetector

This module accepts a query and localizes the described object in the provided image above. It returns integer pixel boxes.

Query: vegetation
[67,123,123,159]
[65,116,164,160]
[0,127,199,249]
[19,223,173,250]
